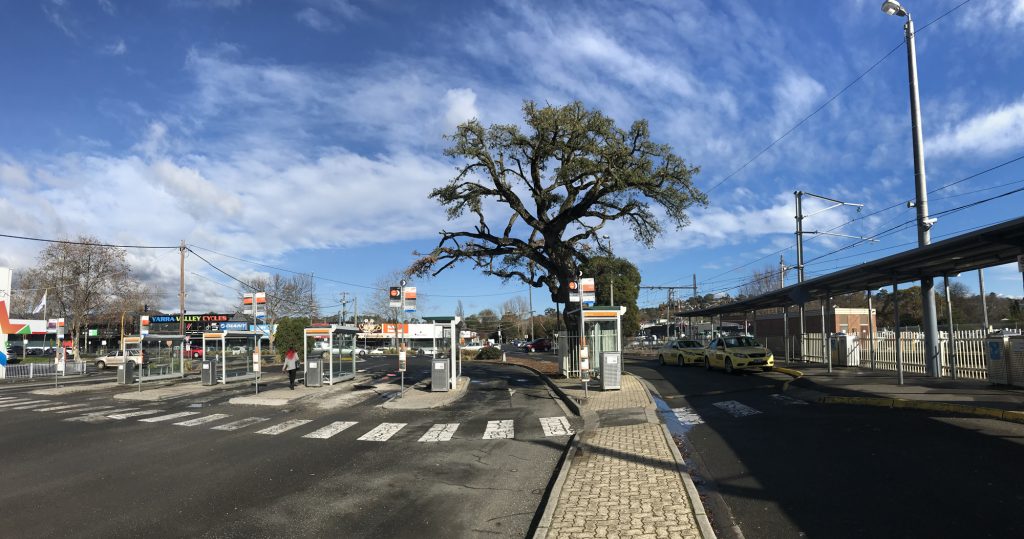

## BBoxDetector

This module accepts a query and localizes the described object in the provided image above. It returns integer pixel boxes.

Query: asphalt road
[0,357,574,538]
[624,355,1024,539]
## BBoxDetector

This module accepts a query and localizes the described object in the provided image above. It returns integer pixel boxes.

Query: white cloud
[98,0,116,15]
[929,97,1024,157]
[957,0,1024,32]
[443,88,478,130]
[102,39,127,56]
[295,8,332,32]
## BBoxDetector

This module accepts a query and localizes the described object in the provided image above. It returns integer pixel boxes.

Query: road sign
[398,350,407,372]
[389,287,402,308]
[140,316,150,336]
[403,287,417,312]
[580,278,596,306]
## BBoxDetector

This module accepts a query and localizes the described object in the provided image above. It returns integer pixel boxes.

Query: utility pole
[339,292,350,325]
[780,255,790,363]
[641,278,697,339]
[178,240,186,337]
[794,191,871,362]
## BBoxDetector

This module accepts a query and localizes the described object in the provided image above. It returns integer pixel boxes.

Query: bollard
[502,352,506,363]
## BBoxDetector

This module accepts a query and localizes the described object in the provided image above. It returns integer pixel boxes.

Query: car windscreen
[724,336,758,348]
[681,341,702,348]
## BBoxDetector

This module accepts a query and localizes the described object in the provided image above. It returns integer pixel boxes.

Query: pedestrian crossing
[0,395,578,444]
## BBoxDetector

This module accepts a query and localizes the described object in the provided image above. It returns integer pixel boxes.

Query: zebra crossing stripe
[139,411,199,423]
[302,421,357,439]
[770,394,807,405]
[108,409,165,420]
[56,405,115,414]
[11,401,54,410]
[358,423,407,442]
[256,419,313,436]
[211,417,270,431]
[418,423,459,442]
[0,399,44,408]
[0,396,20,401]
[65,408,138,422]
[539,417,574,437]
[712,400,762,417]
[175,414,230,427]
[35,403,90,412]
[483,420,514,439]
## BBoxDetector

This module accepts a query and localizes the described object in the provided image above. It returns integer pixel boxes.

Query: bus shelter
[140,335,186,380]
[423,316,461,390]
[303,325,359,386]
[202,331,261,384]
[559,306,626,379]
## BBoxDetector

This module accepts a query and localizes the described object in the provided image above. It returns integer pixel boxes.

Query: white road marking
[303,421,358,439]
[175,414,230,427]
[108,409,165,420]
[670,407,705,433]
[483,420,515,439]
[56,405,115,415]
[211,417,270,431]
[139,411,199,423]
[35,403,89,412]
[0,399,44,408]
[770,394,807,405]
[539,417,575,437]
[65,408,138,422]
[712,400,762,417]
[11,401,54,410]
[0,396,20,401]
[357,423,407,441]
[418,423,459,442]
[256,419,313,435]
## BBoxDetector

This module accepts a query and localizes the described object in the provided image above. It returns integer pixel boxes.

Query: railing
[1,361,88,379]
[777,329,1016,381]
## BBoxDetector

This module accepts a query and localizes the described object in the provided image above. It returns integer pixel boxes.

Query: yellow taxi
[658,339,707,366]
[704,335,774,373]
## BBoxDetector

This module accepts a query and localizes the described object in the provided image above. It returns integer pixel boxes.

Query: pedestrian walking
[283,347,299,389]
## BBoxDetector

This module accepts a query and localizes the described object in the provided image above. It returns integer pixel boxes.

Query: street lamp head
[881,0,907,17]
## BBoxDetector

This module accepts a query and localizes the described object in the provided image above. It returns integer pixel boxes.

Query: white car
[368,348,388,355]
[94,349,142,370]
[335,347,368,357]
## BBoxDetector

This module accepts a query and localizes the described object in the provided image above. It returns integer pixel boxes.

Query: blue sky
[1,0,1023,319]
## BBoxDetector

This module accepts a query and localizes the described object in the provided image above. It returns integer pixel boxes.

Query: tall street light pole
[882,0,941,378]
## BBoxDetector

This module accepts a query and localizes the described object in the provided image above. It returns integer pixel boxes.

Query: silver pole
[821,298,831,373]
[944,275,957,380]
[901,12,941,378]
[894,282,903,385]
[795,191,806,362]
[979,268,990,331]
[868,290,876,370]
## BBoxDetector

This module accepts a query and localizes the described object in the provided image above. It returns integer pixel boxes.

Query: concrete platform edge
[818,395,1024,424]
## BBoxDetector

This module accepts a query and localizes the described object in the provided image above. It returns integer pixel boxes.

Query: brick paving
[543,374,705,539]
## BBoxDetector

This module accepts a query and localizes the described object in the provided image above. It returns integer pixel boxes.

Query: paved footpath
[539,374,712,539]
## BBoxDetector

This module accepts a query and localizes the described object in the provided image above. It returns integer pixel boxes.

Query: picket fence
[764,329,1017,381]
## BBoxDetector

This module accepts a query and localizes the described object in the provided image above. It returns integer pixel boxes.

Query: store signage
[150,314,231,324]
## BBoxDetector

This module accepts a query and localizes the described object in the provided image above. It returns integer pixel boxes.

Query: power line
[0,233,178,249]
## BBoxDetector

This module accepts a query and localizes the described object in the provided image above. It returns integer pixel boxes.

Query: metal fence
[778,329,1022,381]
[1,361,88,380]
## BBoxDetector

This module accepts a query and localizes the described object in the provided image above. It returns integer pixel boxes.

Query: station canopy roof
[679,216,1024,318]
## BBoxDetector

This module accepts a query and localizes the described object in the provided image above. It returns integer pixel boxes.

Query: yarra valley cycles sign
[149,314,231,323]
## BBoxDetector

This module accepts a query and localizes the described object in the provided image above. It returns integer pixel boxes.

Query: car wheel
[677,355,685,366]
[95,360,106,370]
[659,354,665,365]
[358,351,367,357]
[127,360,137,370]
[193,352,201,359]
[704,356,711,370]
[725,358,734,374]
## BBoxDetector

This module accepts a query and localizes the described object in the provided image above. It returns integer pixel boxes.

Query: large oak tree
[410,101,707,317]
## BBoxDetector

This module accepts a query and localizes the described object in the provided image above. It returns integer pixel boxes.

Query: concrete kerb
[636,375,718,539]
[818,395,1024,424]
[530,432,583,539]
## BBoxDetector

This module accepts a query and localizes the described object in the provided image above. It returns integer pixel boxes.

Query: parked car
[93,349,143,370]
[416,347,439,356]
[368,348,388,355]
[4,343,25,361]
[704,336,774,373]
[188,345,203,359]
[335,347,368,357]
[658,339,706,366]
[522,338,552,353]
